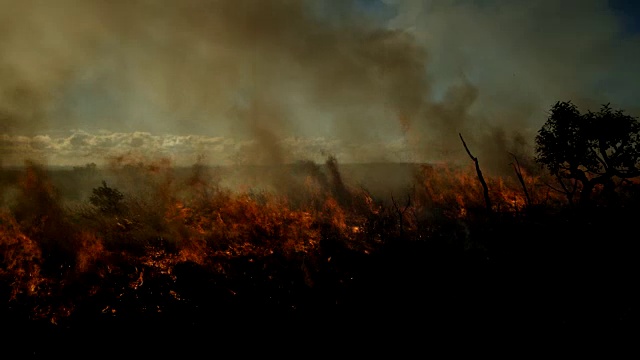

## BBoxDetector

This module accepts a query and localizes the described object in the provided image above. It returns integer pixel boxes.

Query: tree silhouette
[89,180,125,214]
[535,101,640,206]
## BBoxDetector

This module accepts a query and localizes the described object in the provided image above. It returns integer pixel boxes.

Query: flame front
[0,156,604,325]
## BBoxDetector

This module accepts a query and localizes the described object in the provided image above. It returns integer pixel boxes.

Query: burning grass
[1,156,639,338]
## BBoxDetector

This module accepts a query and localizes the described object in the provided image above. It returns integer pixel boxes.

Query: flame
[0,211,45,299]
[75,231,105,273]
[0,155,616,324]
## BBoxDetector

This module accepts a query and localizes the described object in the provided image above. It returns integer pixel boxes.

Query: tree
[535,101,640,206]
[89,180,125,214]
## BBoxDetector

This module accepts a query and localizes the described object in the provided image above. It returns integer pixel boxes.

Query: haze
[1,0,638,176]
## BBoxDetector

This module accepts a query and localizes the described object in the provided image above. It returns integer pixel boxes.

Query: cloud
[0,130,420,168]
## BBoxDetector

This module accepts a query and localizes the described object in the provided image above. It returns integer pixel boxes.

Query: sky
[1,0,639,174]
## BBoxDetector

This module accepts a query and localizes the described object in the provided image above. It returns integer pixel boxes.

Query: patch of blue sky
[609,0,640,34]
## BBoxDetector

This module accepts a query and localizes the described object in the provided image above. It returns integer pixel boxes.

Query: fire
[0,155,607,324]
[415,162,565,218]
[0,211,45,299]
[75,231,105,273]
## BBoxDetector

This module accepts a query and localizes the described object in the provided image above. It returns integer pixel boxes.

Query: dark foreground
[1,163,639,354]
[4,210,639,356]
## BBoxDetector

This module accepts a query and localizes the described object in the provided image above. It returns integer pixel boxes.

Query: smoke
[0,0,424,164]
[0,0,638,175]
[386,0,640,174]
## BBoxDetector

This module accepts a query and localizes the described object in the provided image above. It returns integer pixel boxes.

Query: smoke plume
[0,0,638,176]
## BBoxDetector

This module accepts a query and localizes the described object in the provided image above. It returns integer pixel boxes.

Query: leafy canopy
[535,101,640,202]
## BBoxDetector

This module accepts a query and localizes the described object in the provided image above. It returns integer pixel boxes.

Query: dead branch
[391,192,412,240]
[459,133,492,213]
[509,152,531,208]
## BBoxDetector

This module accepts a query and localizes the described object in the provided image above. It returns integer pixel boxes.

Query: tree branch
[509,152,531,208]
[459,133,492,213]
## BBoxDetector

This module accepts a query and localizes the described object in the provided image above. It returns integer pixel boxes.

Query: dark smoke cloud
[1,0,435,166]
[0,0,638,175]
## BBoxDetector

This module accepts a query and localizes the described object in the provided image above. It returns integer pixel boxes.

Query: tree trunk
[579,180,594,206]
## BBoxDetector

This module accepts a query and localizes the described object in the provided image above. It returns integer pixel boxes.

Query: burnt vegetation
[1,102,640,351]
